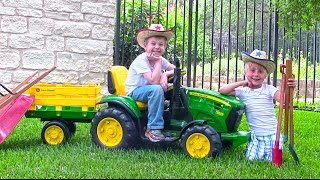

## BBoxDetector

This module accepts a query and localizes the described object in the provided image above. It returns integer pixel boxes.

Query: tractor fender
[97,95,141,119]
[179,119,207,138]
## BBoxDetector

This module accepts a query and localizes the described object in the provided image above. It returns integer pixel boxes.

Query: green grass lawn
[0,110,319,178]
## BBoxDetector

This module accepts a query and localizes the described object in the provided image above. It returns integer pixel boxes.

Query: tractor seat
[107,66,147,110]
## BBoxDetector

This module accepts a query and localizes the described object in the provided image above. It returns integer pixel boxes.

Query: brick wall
[0,0,115,94]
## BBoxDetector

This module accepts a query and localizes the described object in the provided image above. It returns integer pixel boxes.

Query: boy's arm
[162,63,175,77]
[219,80,247,96]
[143,59,162,84]
[159,63,176,90]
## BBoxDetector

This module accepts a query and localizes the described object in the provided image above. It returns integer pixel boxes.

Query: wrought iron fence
[114,0,320,104]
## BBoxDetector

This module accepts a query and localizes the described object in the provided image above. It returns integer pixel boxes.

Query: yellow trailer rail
[25,82,102,121]
[24,82,102,145]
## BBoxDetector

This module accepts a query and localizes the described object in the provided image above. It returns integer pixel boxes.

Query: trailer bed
[24,82,102,122]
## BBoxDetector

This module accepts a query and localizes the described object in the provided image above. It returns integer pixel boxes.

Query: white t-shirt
[125,52,170,95]
[235,84,278,136]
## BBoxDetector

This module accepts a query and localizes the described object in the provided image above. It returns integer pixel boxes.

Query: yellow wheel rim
[97,117,123,147]
[44,125,65,145]
[186,133,211,158]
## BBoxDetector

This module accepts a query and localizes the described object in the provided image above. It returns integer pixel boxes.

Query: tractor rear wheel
[91,107,137,149]
[181,124,222,158]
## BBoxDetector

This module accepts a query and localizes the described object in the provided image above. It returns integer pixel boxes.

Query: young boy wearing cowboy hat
[219,49,296,162]
[125,24,176,142]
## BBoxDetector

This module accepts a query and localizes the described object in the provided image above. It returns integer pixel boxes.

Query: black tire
[41,121,71,145]
[66,121,76,136]
[181,124,222,159]
[90,107,137,149]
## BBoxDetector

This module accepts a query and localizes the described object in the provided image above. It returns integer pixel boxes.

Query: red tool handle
[272,64,286,167]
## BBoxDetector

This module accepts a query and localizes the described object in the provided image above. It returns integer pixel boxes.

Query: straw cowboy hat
[136,24,174,48]
[241,49,275,74]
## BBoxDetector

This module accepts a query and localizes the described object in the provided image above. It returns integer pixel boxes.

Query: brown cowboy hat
[136,24,174,48]
[241,49,275,74]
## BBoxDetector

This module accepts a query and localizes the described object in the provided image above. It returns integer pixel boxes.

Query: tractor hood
[185,87,246,133]
[185,87,245,109]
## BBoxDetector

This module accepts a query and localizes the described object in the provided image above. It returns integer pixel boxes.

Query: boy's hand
[160,74,168,91]
[242,80,251,88]
[146,52,161,61]
[287,77,296,88]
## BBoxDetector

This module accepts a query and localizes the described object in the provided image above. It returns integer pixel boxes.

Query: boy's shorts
[246,133,285,162]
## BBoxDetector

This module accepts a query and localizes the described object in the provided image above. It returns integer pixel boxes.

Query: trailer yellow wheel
[181,125,222,159]
[97,117,123,147]
[91,107,137,149]
[41,121,71,145]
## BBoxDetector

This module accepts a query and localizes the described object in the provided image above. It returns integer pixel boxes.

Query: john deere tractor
[90,60,250,159]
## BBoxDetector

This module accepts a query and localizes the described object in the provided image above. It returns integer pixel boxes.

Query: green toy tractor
[90,60,250,159]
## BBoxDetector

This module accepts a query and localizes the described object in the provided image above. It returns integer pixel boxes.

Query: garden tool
[284,70,289,137]
[272,64,286,167]
[0,66,56,144]
[285,58,300,165]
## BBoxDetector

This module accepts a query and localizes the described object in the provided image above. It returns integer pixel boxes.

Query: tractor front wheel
[90,107,137,149]
[181,124,222,159]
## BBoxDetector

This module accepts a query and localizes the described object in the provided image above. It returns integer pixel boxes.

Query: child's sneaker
[145,129,165,142]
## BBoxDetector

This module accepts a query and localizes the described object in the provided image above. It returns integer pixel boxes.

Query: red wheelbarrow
[0,67,56,143]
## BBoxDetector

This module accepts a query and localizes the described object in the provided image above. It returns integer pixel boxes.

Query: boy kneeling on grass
[219,49,296,162]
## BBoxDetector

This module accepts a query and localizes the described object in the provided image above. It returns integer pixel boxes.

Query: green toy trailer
[24,82,102,145]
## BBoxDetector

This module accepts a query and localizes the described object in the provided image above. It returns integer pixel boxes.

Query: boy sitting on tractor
[125,24,176,142]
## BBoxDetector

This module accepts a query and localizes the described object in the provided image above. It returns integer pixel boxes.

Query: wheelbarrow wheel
[41,120,71,145]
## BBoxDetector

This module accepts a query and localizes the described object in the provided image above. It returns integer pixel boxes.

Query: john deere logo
[36,88,40,92]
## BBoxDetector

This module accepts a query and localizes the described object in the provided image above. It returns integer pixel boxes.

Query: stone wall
[0,0,115,94]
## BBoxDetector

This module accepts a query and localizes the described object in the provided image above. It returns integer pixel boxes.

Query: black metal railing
[114,0,320,105]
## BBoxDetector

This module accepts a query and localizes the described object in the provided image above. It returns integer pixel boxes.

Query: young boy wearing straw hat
[125,24,176,142]
[219,49,296,162]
